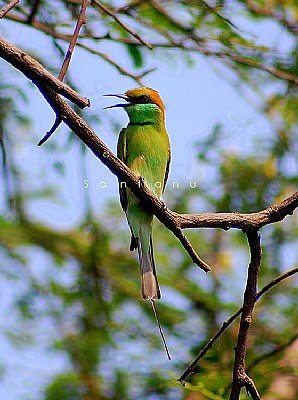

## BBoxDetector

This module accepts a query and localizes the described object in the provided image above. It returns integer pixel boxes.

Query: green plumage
[114,88,171,300]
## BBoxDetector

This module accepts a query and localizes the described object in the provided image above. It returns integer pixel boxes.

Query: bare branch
[1,32,297,397]
[1,36,297,283]
[27,0,41,24]
[149,0,194,37]
[229,53,298,85]
[230,231,262,400]
[198,0,240,31]
[37,115,62,146]
[36,84,211,271]
[58,0,89,81]
[256,267,298,300]
[6,13,298,87]
[243,0,298,35]
[122,7,177,44]
[176,191,298,230]
[175,228,211,272]
[0,0,19,19]
[5,14,150,85]
[0,37,90,108]
[1,5,297,399]
[178,266,298,383]
[91,0,153,49]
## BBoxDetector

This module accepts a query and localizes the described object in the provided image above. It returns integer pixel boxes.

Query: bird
[104,87,171,358]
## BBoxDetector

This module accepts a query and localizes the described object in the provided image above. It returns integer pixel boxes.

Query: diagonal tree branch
[1,35,297,399]
[256,267,298,299]
[0,37,297,276]
[92,0,153,49]
[36,83,211,272]
[0,36,208,270]
[0,0,19,19]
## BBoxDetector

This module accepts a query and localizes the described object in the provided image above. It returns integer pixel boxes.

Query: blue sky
[2,16,276,228]
[0,10,294,400]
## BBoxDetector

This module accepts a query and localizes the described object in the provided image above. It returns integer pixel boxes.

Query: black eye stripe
[129,94,151,104]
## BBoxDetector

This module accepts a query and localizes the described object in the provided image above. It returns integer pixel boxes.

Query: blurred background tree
[0,1,297,399]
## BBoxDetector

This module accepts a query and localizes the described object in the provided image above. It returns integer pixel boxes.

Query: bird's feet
[138,176,145,188]
[160,198,167,210]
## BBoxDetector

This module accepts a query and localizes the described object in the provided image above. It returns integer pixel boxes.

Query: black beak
[103,93,131,109]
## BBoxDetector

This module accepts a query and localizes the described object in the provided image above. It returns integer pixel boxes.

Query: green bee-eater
[105,87,171,357]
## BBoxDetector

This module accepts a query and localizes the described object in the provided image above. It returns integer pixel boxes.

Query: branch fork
[1,36,298,400]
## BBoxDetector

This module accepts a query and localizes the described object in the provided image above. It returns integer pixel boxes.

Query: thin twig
[3,14,151,84]
[27,0,41,24]
[178,267,298,383]
[175,228,211,272]
[6,13,298,87]
[243,0,298,35]
[1,37,298,275]
[230,230,262,400]
[0,37,90,108]
[122,7,177,44]
[116,0,146,13]
[256,267,298,299]
[36,83,210,271]
[199,0,240,31]
[0,0,19,19]
[58,0,89,81]
[92,0,153,49]
[229,53,298,85]
[149,0,192,35]
[38,115,62,146]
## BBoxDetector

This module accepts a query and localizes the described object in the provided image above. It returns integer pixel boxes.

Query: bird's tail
[138,235,161,301]
[137,235,171,359]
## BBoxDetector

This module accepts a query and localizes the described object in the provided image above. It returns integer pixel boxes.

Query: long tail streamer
[151,300,171,360]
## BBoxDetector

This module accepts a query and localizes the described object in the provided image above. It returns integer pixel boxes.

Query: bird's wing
[117,128,128,211]
[163,148,171,193]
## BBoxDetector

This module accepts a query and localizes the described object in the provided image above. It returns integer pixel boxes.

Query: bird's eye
[139,95,149,103]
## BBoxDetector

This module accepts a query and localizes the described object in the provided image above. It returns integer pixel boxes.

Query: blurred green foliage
[0,1,297,399]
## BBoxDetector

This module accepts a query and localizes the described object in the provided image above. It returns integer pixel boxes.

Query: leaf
[126,43,144,68]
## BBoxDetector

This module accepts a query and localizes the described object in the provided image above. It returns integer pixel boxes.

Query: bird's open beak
[103,93,132,109]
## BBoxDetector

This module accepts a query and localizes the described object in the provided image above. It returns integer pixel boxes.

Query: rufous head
[104,87,165,113]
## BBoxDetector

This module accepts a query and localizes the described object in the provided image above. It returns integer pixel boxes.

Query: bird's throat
[125,103,164,126]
